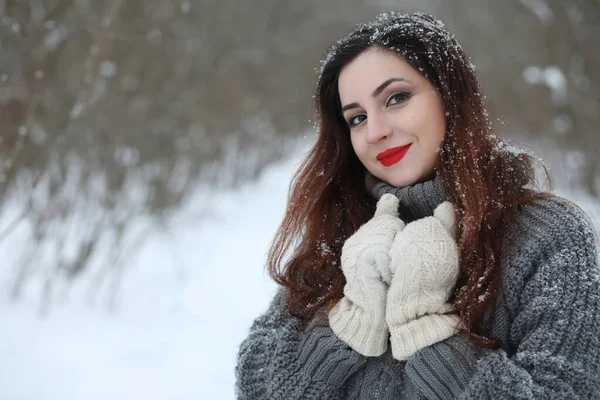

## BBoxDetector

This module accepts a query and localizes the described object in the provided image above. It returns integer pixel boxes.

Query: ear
[433,201,456,236]
[374,193,399,218]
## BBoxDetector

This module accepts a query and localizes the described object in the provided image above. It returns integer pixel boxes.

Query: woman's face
[338,48,447,188]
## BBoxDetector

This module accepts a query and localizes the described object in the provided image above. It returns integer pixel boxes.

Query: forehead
[338,49,422,101]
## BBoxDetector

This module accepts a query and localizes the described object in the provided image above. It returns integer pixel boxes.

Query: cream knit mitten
[386,201,461,361]
[329,194,405,356]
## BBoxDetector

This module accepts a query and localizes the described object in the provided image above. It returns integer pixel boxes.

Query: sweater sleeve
[235,288,367,400]
[405,334,488,399]
[405,198,600,399]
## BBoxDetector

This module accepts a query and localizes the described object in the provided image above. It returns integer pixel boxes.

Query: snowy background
[0,141,305,400]
[1,139,599,400]
[1,1,599,399]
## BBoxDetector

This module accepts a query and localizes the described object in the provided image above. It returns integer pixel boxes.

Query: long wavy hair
[267,12,550,347]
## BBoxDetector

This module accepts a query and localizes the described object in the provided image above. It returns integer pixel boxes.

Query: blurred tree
[437,0,599,195]
[0,0,597,310]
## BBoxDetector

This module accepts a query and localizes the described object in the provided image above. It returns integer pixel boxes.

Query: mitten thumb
[374,193,400,218]
[433,201,456,237]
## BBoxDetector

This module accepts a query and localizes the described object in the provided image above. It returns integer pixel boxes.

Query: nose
[366,114,392,144]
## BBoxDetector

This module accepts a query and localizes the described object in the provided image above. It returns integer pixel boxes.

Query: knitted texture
[366,172,446,223]
[235,181,600,399]
[341,350,424,399]
[328,194,405,356]
[405,334,487,399]
[386,201,462,360]
[407,197,600,399]
[235,290,367,399]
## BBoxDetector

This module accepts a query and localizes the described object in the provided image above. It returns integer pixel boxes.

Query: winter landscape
[1,139,599,399]
[1,1,598,399]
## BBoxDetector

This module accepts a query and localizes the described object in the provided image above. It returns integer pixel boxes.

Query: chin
[381,163,438,188]
[381,173,421,189]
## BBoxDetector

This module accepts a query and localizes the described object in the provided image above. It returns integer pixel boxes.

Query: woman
[235,12,600,399]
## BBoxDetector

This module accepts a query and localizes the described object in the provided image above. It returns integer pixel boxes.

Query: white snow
[517,0,554,24]
[0,140,309,400]
[99,61,117,78]
[522,65,568,105]
[44,26,68,51]
[0,139,598,400]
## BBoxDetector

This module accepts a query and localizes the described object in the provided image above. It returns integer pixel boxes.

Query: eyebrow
[341,77,407,113]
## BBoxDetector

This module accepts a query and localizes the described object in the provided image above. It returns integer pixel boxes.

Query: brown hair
[267,12,550,347]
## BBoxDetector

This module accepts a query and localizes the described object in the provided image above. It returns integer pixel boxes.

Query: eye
[348,114,366,127]
[386,92,412,107]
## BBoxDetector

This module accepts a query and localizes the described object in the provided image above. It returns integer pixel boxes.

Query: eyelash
[347,92,412,127]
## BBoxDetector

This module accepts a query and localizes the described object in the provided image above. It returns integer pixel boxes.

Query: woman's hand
[386,201,462,360]
[328,194,405,356]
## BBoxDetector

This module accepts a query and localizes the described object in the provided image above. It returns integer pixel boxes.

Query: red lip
[376,144,412,167]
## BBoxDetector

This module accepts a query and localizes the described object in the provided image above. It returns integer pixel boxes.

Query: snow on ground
[0,139,598,400]
[0,140,310,400]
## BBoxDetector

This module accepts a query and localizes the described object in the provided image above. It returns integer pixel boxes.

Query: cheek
[412,117,445,169]
[433,103,447,143]
[415,93,446,143]
[421,110,446,148]
[350,135,365,159]
[349,135,358,155]
[430,124,446,147]
[434,120,447,148]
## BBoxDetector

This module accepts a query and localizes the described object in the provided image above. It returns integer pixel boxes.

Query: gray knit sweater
[235,177,600,399]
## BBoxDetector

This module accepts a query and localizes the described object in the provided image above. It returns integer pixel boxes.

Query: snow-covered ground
[0,141,598,400]
[0,141,310,400]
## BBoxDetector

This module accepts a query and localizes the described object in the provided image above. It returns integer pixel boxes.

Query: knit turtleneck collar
[366,172,447,223]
